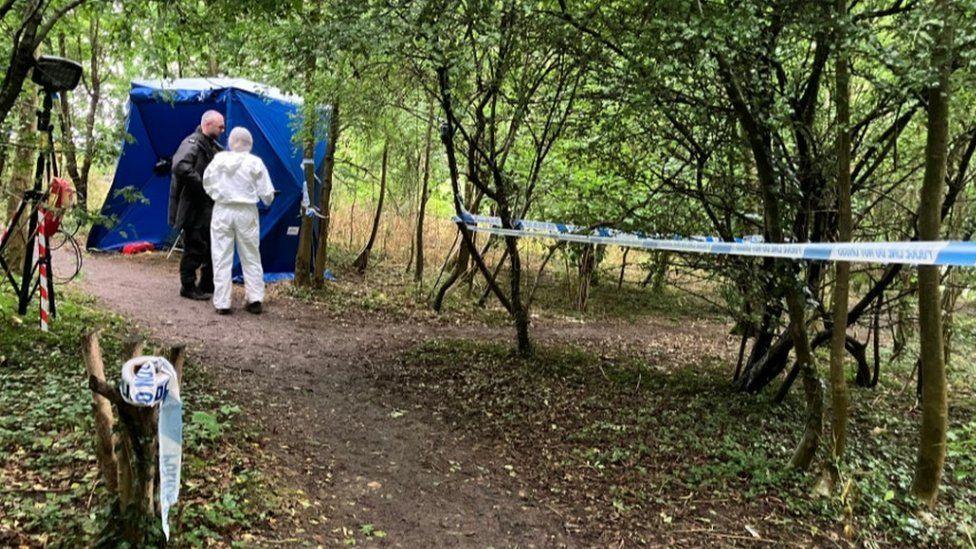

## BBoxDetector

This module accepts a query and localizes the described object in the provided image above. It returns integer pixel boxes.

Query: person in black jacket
[168,110,225,300]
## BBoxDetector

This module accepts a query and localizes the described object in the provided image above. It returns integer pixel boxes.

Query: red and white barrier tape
[36,209,49,332]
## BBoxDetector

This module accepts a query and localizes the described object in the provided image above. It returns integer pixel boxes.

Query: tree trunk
[433,231,471,311]
[617,247,629,289]
[828,0,852,463]
[715,53,822,469]
[431,191,483,310]
[353,141,388,274]
[294,27,317,287]
[415,105,434,283]
[313,102,339,284]
[435,66,515,320]
[500,206,532,357]
[912,0,952,506]
[0,125,8,183]
[85,336,187,545]
[787,285,824,470]
[477,247,509,307]
[78,16,102,210]
[641,251,670,291]
[81,330,118,495]
[577,244,595,311]
[5,92,37,270]
[0,7,42,131]
[57,34,82,186]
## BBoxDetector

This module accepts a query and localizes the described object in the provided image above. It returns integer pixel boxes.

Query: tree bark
[828,0,852,463]
[77,16,102,209]
[577,244,595,311]
[0,4,42,132]
[787,286,824,470]
[415,104,434,283]
[294,4,318,287]
[57,34,81,185]
[5,92,37,270]
[617,247,629,289]
[477,247,509,307]
[353,141,387,274]
[295,135,316,286]
[500,203,532,356]
[0,126,8,182]
[313,102,339,284]
[81,330,118,495]
[911,0,952,507]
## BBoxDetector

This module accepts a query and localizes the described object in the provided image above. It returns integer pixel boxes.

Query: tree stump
[82,331,184,546]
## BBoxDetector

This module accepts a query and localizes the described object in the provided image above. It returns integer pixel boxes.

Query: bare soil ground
[78,252,735,546]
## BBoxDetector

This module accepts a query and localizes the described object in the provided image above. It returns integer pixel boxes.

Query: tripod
[0,90,58,318]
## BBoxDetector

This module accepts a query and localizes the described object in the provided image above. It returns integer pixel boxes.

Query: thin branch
[88,375,122,405]
[33,0,91,49]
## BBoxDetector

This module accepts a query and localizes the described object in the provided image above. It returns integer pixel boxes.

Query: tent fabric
[87,78,328,279]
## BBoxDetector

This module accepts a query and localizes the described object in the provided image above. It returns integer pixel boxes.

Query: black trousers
[179,209,214,293]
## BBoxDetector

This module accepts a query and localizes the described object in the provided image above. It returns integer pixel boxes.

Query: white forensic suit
[202,151,275,310]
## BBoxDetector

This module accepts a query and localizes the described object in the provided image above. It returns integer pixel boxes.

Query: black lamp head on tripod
[31,55,83,93]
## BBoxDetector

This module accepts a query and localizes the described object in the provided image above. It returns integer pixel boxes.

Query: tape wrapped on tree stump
[118,356,183,540]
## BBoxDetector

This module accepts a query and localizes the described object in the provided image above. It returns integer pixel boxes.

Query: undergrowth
[393,337,976,546]
[281,243,716,327]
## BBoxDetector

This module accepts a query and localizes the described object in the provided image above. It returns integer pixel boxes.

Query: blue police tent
[86,78,327,279]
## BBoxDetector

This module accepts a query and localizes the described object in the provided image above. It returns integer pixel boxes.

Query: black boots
[180,287,210,301]
[245,301,262,314]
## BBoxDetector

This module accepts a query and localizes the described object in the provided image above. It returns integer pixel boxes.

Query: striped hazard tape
[36,208,49,332]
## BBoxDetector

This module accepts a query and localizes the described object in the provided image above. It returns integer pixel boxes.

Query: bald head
[201,110,225,139]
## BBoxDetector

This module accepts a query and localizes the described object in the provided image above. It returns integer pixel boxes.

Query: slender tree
[828,0,852,464]
[293,1,319,287]
[313,103,340,285]
[353,140,388,274]
[414,104,434,283]
[912,0,953,507]
[4,93,37,269]
[55,15,102,210]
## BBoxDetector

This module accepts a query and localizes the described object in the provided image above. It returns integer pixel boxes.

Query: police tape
[455,213,976,268]
[119,356,183,540]
[299,158,329,220]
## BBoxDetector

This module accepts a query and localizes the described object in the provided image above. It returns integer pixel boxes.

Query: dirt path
[78,253,732,546]
[80,254,579,546]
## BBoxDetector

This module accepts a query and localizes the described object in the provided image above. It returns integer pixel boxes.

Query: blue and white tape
[119,356,182,540]
[455,212,976,267]
[299,158,328,220]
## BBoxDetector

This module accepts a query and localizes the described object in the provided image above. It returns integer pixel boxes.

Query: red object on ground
[122,242,155,255]
[42,177,77,236]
